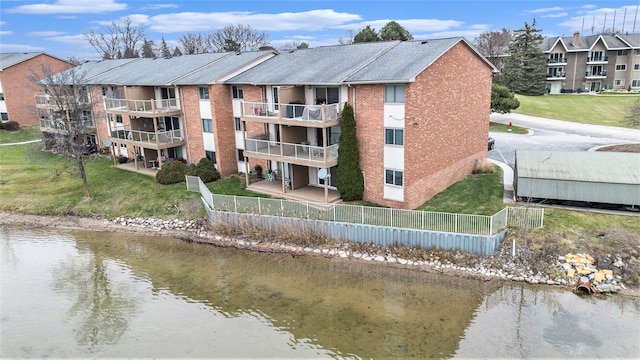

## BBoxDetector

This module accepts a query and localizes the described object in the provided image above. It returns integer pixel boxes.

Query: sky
[1,0,639,60]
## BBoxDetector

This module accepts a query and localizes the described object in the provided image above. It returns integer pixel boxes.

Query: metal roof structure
[173,50,275,85]
[515,150,640,184]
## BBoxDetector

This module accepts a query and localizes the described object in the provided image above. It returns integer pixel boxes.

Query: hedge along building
[227,38,495,209]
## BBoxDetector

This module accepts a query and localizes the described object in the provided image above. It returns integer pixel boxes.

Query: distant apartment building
[0,52,71,125]
[34,38,494,209]
[541,32,640,93]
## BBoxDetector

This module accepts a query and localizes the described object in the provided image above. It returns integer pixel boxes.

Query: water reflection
[2,226,639,359]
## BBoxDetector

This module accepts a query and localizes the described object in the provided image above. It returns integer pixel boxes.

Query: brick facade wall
[355,42,492,209]
[0,54,70,125]
[181,86,204,164]
[210,84,237,177]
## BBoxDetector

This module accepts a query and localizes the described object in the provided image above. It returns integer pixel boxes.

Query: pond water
[1,226,639,358]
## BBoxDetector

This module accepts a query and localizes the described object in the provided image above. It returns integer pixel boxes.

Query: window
[0,92,4,100]
[618,50,628,56]
[116,114,123,123]
[232,86,243,99]
[205,150,217,165]
[635,64,640,71]
[385,169,403,186]
[614,79,625,86]
[637,49,640,56]
[202,118,213,133]
[198,86,209,100]
[633,80,640,88]
[616,64,627,71]
[384,128,404,145]
[384,85,405,103]
[1,113,8,122]
[234,117,243,131]
[237,149,245,161]
[272,87,279,110]
[81,110,92,121]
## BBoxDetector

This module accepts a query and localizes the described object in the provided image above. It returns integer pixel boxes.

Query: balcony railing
[35,94,90,108]
[40,117,95,131]
[547,58,567,64]
[104,98,179,113]
[587,56,608,63]
[585,70,607,77]
[110,126,184,145]
[546,72,566,79]
[245,135,339,164]
[241,101,341,124]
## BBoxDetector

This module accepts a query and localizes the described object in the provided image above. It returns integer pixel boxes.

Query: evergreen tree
[380,21,413,41]
[353,26,380,43]
[503,19,547,95]
[491,84,520,113]
[160,37,172,57]
[336,103,364,201]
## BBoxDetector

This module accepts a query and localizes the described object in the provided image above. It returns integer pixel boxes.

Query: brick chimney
[572,31,580,47]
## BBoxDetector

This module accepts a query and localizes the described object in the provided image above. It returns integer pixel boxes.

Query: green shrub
[155,161,190,185]
[117,155,129,164]
[3,121,20,131]
[193,158,220,183]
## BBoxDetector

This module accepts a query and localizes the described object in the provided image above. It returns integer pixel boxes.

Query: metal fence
[186,175,544,236]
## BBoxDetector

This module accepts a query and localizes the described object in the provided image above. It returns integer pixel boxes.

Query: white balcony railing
[245,137,339,163]
[110,126,183,144]
[40,117,95,131]
[241,101,341,123]
[104,98,179,112]
[35,94,90,107]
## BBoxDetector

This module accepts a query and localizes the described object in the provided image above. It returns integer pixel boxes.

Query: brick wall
[181,86,204,164]
[211,84,237,177]
[355,41,492,209]
[0,54,70,125]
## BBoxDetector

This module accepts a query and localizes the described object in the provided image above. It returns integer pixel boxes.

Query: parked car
[488,137,495,150]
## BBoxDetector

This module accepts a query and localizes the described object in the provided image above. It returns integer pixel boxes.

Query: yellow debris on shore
[557,253,614,283]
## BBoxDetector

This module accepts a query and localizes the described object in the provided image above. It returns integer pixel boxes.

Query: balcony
[109,125,185,149]
[547,58,567,65]
[587,56,608,64]
[241,101,341,128]
[546,72,566,80]
[245,134,338,167]
[585,70,607,78]
[39,117,95,133]
[104,97,181,117]
[35,94,90,109]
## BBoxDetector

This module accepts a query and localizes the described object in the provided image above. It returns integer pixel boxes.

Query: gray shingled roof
[174,50,274,85]
[226,41,398,85]
[542,33,640,52]
[345,37,463,83]
[89,53,231,86]
[0,52,42,70]
[516,150,640,184]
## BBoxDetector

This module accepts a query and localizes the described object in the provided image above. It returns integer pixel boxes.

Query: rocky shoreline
[1,212,637,297]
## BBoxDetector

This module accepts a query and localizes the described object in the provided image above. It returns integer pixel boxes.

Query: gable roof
[227,37,494,86]
[0,52,69,71]
[173,50,276,85]
[542,33,640,52]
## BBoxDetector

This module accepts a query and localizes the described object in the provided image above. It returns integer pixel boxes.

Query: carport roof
[515,150,640,184]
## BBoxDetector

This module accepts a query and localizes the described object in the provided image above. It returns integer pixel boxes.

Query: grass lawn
[514,93,639,127]
[489,121,528,134]
[0,125,42,144]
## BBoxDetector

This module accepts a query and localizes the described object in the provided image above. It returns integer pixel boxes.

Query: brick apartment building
[34,38,494,209]
[541,32,640,93]
[0,52,71,125]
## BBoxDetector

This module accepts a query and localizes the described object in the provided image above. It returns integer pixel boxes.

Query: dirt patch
[596,143,640,152]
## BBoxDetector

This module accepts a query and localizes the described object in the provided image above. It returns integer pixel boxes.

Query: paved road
[488,113,640,168]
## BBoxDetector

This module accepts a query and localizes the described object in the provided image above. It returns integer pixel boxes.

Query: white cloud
[28,31,66,37]
[8,0,127,14]
[0,31,14,36]
[146,9,361,33]
[141,4,179,10]
[582,5,598,10]
[528,7,565,14]
[0,43,45,52]
[542,13,568,19]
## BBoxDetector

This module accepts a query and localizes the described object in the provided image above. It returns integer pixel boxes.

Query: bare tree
[206,24,270,52]
[65,56,84,66]
[474,28,512,70]
[279,41,309,51]
[338,30,356,45]
[84,17,146,59]
[33,64,102,199]
[178,32,210,54]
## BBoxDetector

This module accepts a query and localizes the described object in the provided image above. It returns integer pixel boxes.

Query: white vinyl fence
[186,176,543,236]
